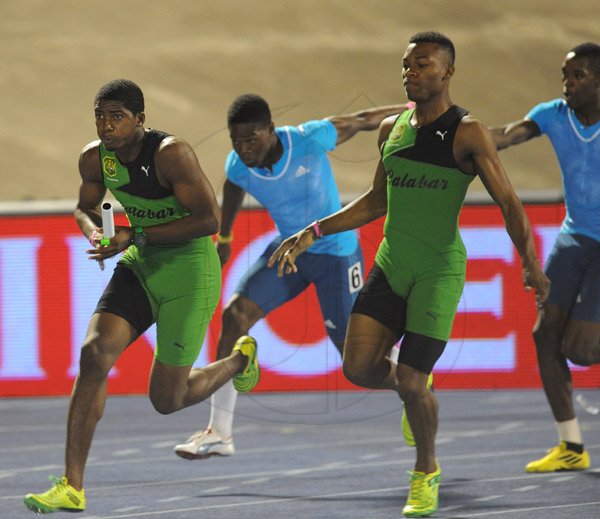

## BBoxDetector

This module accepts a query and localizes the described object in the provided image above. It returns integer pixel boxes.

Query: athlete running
[23,79,259,514]
[270,32,549,517]
[174,93,408,460]
[491,42,600,473]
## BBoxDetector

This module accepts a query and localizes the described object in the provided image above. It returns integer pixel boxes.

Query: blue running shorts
[236,240,364,343]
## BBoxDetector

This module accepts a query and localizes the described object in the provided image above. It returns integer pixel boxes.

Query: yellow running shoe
[525,441,590,472]
[402,372,434,447]
[24,476,86,513]
[402,461,442,517]
[232,335,260,393]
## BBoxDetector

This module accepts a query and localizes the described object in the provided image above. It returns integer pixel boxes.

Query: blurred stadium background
[1,0,599,397]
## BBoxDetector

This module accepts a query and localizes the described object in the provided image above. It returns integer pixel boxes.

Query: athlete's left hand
[86,226,133,264]
[522,262,550,309]
[268,227,316,277]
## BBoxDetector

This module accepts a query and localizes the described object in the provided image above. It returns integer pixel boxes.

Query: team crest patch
[388,124,406,142]
[103,156,118,177]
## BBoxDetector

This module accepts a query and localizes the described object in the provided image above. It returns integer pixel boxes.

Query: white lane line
[548,475,576,483]
[448,500,600,517]
[473,495,503,502]
[511,484,538,492]
[156,496,186,503]
[241,477,271,485]
[359,453,383,460]
[201,486,231,494]
[113,449,141,456]
[112,506,144,512]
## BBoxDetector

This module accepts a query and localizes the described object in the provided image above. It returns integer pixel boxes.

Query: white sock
[555,418,583,445]
[208,380,238,439]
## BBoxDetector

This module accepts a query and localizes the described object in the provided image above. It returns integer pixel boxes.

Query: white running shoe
[174,428,235,460]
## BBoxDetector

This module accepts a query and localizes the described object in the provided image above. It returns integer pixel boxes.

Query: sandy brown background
[1,0,597,205]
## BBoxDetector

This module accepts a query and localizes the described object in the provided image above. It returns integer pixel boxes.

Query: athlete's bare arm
[489,118,541,150]
[216,179,246,265]
[328,104,410,145]
[455,116,549,303]
[268,116,395,276]
[75,142,106,239]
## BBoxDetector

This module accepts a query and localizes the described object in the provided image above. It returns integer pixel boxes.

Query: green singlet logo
[103,157,117,177]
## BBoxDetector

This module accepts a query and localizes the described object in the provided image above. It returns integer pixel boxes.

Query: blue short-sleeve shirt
[527,99,600,241]
[226,119,358,255]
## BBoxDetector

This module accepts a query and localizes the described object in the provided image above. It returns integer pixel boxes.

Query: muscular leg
[148,349,246,414]
[148,296,263,414]
[532,304,573,422]
[216,295,265,360]
[65,312,136,490]
[342,313,399,391]
[563,319,600,366]
[397,364,437,474]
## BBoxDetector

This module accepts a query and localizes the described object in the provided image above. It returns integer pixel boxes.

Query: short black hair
[94,79,145,115]
[227,94,272,127]
[569,42,600,76]
[409,31,455,65]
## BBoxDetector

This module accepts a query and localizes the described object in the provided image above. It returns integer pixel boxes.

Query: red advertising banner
[0,204,598,396]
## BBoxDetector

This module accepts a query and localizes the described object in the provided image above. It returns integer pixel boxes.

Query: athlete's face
[229,122,276,168]
[94,100,144,151]
[402,42,454,102]
[561,53,600,112]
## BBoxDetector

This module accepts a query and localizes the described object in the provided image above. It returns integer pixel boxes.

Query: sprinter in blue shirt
[492,42,600,473]
[175,94,408,459]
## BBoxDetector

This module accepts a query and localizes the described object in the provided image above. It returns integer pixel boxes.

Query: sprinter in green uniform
[270,33,549,517]
[23,79,259,514]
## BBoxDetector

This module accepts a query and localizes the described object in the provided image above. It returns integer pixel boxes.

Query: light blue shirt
[527,99,600,241]
[226,119,358,255]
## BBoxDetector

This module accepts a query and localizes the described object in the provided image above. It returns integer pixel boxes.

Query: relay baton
[100,202,115,246]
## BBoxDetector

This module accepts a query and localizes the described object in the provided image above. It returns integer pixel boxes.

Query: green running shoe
[402,461,441,517]
[232,335,260,393]
[402,372,434,447]
[24,476,86,514]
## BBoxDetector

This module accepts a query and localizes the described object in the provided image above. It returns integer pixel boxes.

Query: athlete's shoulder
[80,139,101,166]
[79,140,102,179]
[225,149,247,178]
[81,139,101,156]
[528,98,566,118]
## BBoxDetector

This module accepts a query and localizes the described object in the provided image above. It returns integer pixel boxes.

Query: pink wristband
[89,230,98,247]
[406,101,416,109]
[310,220,323,239]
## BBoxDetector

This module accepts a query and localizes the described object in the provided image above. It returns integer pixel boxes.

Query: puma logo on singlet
[435,130,447,141]
[426,311,438,321]
[141,165,150,176]
[174,342,186,350]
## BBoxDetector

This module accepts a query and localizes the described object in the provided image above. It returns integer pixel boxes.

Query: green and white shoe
[232,335,260,393]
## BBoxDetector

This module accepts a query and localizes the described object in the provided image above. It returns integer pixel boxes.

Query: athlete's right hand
[268,227,316,277]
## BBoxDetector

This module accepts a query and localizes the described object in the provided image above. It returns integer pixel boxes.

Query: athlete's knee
[396,368,427,406]
[222,298,261,335]
[562,333,600,366]
[342,357,375,388]
[149,391,182,415]
[78,338,116,380]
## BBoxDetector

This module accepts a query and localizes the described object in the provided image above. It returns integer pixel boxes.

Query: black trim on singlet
[392,105,474,174]
[116,129,174,200]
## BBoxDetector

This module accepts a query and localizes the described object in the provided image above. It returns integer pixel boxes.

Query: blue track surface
[2,389,599,518]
